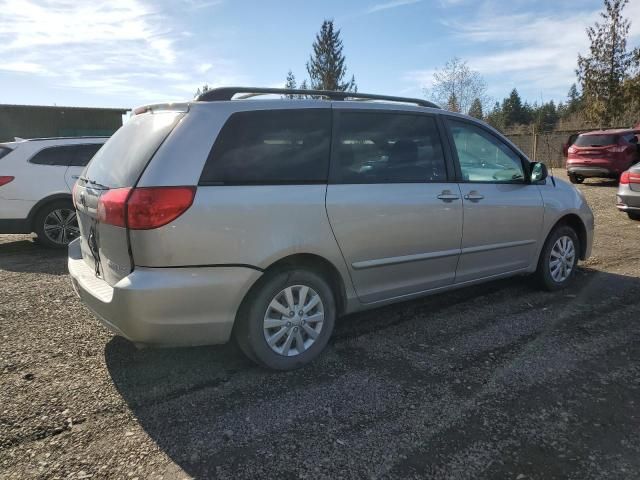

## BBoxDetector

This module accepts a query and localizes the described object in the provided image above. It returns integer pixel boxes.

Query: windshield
[574,134,618,147]
[84,112,183,188]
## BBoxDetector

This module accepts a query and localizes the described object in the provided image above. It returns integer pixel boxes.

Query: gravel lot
[1,173,640,479]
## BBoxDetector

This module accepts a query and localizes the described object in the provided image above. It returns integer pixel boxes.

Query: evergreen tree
[565,83,583,115]
[501,88,528,126]
[283,70,297,99]
[485,101,505,130]
[306,20,357,91]
[468,98,484,119]
[194,84,211,98]
[446,92,460,112]
[576,0,639,125]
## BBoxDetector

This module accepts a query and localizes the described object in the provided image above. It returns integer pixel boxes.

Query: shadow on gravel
[582,178,618,188]
[0,236,67,275]
[104,268,640,479]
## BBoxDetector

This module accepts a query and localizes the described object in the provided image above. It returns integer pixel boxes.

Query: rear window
[0,146,13,160]
[200,109,331,185]
[574,134,618,147]
[84,112,182,188]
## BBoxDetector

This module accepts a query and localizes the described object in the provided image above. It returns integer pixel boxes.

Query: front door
[326,109,463,304]
[445,118,544,283]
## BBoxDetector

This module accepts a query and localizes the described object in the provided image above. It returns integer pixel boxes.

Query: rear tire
[33,200,79,249]
[234,269,336,370]
[568,174,584,184]
[535,225,580,291]
[628,212,640,221]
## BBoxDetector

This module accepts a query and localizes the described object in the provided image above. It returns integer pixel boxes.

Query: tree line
[195,0,639,133]
[435,0,640,132]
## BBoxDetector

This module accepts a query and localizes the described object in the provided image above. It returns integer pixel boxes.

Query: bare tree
[427,57,489,114]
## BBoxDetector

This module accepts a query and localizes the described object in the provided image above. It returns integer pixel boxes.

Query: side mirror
[530,162,548,183]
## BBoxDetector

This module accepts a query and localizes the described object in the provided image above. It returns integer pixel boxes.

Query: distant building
[0,104,129,142]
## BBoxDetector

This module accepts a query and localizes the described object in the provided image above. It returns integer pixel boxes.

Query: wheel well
[261,254,348,315]
[28,194,73,230]
[553,214,588,260]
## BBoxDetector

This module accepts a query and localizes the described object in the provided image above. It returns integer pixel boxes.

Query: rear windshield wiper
[78,176,109,190]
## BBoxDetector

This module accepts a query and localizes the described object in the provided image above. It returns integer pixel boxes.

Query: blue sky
[1,0,639,109]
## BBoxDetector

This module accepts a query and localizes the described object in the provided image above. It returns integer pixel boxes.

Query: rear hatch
[568,134,619,167]
[74,110,184,286]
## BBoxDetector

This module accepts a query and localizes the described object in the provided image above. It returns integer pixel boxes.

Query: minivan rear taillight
[0,176,14,186]
[97,186,195,229]
[620,171,640,184]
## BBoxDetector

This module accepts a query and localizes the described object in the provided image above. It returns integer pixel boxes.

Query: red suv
[566,129,640,184]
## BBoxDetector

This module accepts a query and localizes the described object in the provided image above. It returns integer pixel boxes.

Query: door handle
[463,191,484,201]
[437,190,460,202]
[71,175,80,180]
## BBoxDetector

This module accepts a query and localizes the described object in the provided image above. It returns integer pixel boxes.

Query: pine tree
[501,88,527,126]
[306,20,357,92]
[485,101,505,130]
[283,70,297,99]
[194,84,211,99]
[446,92,460,113]
[468,98,484,119]
[576,0,639,125]
[565,83,583,115]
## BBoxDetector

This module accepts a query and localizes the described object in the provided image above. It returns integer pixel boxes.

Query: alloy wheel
[263,284,325,357]
[549,235,576,283]
[43,208,79,246]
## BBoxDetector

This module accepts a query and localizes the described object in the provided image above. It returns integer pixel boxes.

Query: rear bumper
[567,166,617,178]
[67,239,262,347]
[0,218,30,234]
[616,193,640,211]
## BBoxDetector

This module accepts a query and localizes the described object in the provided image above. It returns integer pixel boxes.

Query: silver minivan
[68,87,594,370]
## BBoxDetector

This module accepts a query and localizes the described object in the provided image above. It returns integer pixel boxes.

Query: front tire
[33,200,79,249]
[568,174,584,184]
[234,269,336,370]
[535,225,580,291]
[628,212,640,221]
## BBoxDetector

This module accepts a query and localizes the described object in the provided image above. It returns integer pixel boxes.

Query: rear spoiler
[133,103,190,115]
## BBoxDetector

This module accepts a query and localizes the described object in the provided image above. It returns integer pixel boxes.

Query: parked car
[68,87,594,370]
[616,165,640,220]
[0,137,107,247]
[566,129,640,184]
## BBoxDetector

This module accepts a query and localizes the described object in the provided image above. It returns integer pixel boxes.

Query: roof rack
[197,87,440,109]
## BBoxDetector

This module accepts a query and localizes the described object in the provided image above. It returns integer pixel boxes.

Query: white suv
[0,137,107,248]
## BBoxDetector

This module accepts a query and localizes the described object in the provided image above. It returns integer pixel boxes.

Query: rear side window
[0,146,12,160]
[200,109,331,185]
[30,143,104,167]
[30,146,75,166]
[332,112,447,184]
[574,134,618,147]
[84,112,182,188]
[69,144,103,167]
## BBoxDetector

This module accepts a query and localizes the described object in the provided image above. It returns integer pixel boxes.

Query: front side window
[200,109,331,185]
[448,120,525,183]
[333,112,447,184]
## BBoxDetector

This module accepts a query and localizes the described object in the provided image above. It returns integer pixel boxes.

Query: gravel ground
[1,173,640,480]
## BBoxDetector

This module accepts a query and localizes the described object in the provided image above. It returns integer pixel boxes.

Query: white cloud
[0,0,242,104]
[367,0,421,14]
[405,1,640,100]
